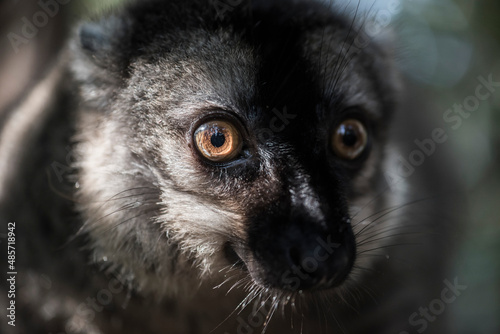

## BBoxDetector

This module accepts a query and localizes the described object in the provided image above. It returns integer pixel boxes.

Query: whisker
[93,204,159,235]
[357,231,432,248]
[357,242,423,256]
[353,195,442,236]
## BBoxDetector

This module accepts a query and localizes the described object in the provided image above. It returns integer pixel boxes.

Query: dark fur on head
[70,0,400,298]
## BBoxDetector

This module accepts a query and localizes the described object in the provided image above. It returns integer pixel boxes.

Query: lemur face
[72,0,398,295]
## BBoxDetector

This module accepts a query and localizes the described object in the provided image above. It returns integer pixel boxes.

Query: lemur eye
[194,120,242,162]
[331,119,368,160]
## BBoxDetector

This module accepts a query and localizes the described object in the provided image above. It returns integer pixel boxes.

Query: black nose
[248,220,356,291]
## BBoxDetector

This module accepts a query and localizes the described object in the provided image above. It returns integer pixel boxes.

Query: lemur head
[71,0,399,296]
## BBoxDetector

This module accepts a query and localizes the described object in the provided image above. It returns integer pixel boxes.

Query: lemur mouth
[224,242,248,271]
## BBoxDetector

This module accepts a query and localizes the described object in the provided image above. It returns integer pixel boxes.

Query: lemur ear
[70,15,132,109]
[79,21,113,54]
[76,15,132,71]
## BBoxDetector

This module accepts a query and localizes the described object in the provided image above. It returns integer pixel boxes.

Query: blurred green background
[393,1,500,332]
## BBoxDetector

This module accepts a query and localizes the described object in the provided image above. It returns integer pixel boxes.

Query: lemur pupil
[343,129,358,146]
[211,132,226,147]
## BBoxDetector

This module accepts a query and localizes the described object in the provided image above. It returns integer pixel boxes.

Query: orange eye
[331,119,368,160]
[194,120,242,162]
